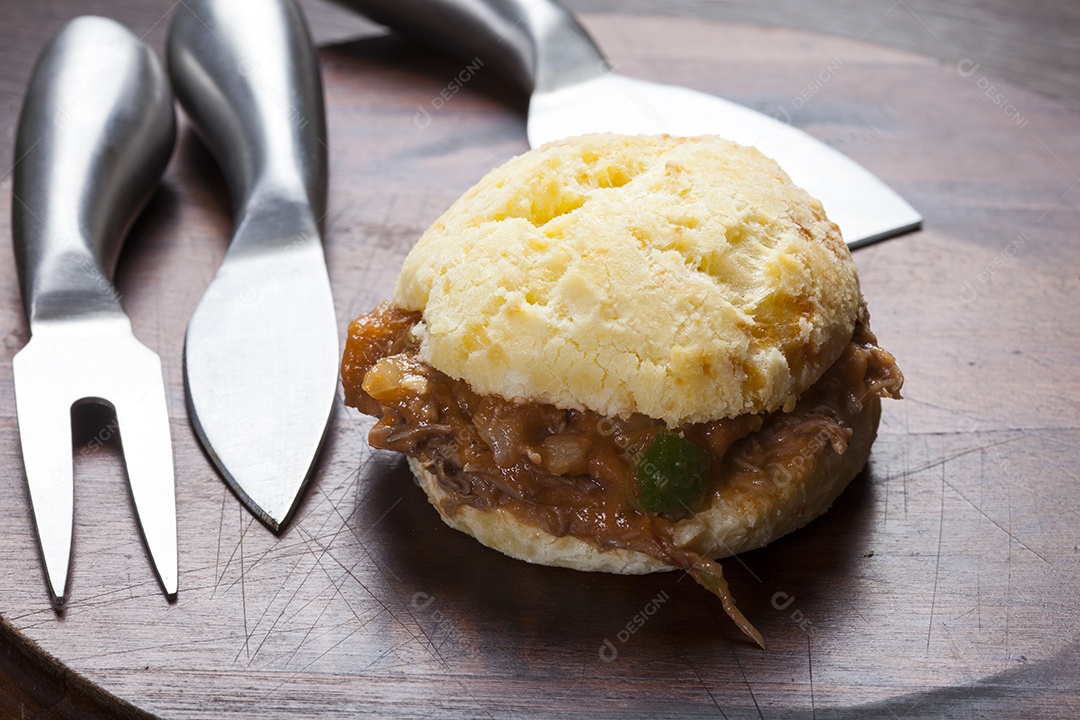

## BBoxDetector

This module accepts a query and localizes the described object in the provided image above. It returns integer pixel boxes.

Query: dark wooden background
[1,1,1078,718]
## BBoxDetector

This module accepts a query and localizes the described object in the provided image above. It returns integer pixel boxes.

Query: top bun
[394,134,860,425]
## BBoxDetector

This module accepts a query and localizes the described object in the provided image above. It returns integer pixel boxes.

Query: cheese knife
[335,0,921,246]
[168,0,338,532]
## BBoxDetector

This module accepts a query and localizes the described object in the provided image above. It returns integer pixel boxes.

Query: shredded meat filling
[342,302,903,646]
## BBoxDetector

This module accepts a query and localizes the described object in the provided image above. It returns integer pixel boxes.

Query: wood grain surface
[571,0,1080,113]
[1,7,1079,720]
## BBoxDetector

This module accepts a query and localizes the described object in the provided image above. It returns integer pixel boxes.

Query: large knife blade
[336,0,921,246]
[167,0,338,532]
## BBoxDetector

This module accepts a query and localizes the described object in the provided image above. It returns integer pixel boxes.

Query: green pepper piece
[634,429,710,513]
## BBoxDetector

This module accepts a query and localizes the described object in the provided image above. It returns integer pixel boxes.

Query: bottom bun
[409,396,881,575]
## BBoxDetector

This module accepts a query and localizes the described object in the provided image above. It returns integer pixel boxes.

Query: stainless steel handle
[12,16,176,327]
[167,0,327,238]
[334,0,607,94]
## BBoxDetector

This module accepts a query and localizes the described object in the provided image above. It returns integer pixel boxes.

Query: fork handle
[12,16,176,327]
[167,0,326,240]
[332,0,607,94]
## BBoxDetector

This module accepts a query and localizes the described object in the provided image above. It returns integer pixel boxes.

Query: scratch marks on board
[943,477,1051,565]
[193,452,397,671]
[678,647,729,720]
[926,461,947,650]
[212,484,230,598]
[881,428,1062,660]
[728,645,764,720]
[1005,474,1013,660]
[238,503,251,662]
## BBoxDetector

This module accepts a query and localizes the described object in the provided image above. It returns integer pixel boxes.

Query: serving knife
[335,0,921,247]
[168,0,338,532]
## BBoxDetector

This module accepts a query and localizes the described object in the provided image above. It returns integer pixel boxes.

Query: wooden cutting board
[1,13,1079,719]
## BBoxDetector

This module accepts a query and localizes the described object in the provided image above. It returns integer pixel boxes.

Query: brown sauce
[342,301,903,645]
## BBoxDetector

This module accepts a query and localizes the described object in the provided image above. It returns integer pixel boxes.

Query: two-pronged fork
[11,16,178,606]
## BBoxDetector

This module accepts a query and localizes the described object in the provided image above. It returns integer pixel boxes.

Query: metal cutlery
[334,0,921,246]
[11,15,179,605]
[168,0,339,532]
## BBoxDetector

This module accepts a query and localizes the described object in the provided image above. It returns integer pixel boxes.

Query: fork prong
[14,322,179,604]
[13,344,75,606]
[112,344,178,599]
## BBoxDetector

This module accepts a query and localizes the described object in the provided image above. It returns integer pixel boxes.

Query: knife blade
[167,0,338,532]
[334,0,921,246]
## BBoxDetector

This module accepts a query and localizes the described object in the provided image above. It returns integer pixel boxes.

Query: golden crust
[394,133,860,425]
[410,396,880,574]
